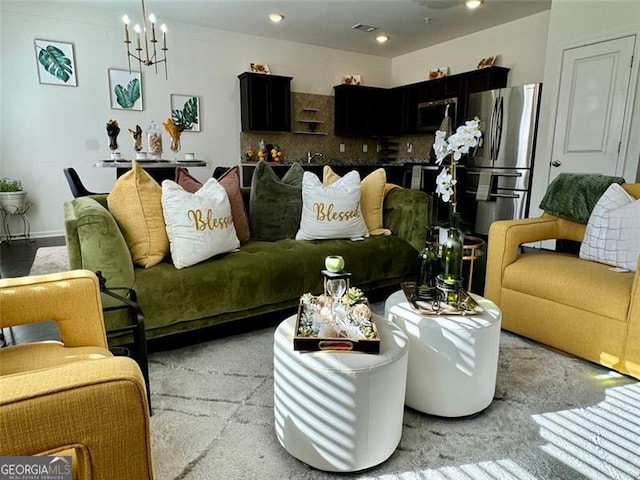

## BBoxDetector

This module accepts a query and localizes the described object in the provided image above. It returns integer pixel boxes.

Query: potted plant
[0,177,27,211]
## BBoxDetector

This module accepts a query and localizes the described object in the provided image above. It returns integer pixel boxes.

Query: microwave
[417,97,458,132]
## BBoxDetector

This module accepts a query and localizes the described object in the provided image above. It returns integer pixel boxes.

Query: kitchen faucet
[307,152,323,164]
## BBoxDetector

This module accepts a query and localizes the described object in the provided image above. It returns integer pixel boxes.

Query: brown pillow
[107,161,169,268]
[175,167,250,242]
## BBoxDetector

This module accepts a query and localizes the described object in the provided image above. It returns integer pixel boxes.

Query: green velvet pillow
[249,161,304,241]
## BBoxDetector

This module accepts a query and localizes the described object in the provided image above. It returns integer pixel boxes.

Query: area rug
[30,247,640,479]
[29,246,69,275]
[149,322,640,480]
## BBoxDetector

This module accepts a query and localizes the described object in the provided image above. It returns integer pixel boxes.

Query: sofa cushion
[250,161,304,241]
[107,161,169,268]
[175,166,250,243]
[296,170,369,241]
[579,183,640,272]
[132,235,417,334]
[162,179,240,269]
[502,252,633,321]
[323,166,390,236]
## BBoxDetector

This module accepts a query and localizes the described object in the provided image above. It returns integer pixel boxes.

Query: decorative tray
[400,282,483,316]
[293,292,380,354]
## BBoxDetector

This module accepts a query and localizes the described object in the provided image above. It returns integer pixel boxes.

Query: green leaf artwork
[172,97,199,131]
[38,45,73,83]
[114,79,141,109]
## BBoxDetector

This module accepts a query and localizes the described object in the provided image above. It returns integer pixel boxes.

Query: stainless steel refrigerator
[464,83,542,235]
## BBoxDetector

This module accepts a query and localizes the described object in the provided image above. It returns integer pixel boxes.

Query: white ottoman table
[384,290,502,417]
[273,313,408,472]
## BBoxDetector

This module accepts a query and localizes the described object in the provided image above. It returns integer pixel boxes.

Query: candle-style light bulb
[160,23,167,49]
[134,24,142,50]
[122,14,130,43]
[148,13,157,42]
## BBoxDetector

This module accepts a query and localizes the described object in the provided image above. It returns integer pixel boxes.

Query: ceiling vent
[351,23,379,33]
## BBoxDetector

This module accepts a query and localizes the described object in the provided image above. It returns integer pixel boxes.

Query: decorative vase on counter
[146,121,163,160]
[415,226,440,300]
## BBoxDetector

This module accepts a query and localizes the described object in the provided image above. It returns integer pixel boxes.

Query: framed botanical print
[170,94,201,132]
[108,68,143,111]
[34,39,77,86]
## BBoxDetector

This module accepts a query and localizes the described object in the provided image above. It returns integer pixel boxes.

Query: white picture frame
[34,39,77,86]
[108,68,143,111]
[170,94,201,132]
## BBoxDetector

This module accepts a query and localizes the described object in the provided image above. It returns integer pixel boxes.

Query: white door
[549,35,635,182]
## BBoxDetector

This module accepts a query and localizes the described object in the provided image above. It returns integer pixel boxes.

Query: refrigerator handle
[493,96,504,162]
[489,97,499,162]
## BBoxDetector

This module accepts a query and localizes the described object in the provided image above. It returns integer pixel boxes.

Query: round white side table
[273,313,408,472]
[384,289,502,417]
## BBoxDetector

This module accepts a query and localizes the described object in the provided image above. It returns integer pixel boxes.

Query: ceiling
[67,0,552,58]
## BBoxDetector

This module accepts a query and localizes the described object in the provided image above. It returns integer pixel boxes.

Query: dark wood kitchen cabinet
[334,66,510,137]
[333,84,391,136]
[238,72,292,132]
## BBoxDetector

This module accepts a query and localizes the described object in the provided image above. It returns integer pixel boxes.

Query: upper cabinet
[238,72,292,132]
[333,84,390,137]
[334,66,510,137]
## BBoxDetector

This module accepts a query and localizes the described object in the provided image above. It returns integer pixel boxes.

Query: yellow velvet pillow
[323,166,390,236]
[107,161,169,268]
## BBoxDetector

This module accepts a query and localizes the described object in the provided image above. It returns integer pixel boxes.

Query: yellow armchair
[0,270,153,480]
[485,183,640,380]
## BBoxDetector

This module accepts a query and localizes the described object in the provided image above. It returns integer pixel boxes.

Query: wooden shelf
[298,119,324,124]
[293,131,328,135]
[302,108,320,112]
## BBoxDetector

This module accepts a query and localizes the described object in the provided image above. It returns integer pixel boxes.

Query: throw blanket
[539,173,625,224]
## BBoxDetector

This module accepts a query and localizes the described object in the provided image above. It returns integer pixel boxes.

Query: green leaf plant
[115,79,141,109]
[38,45,73,83]
[172,97,199,131]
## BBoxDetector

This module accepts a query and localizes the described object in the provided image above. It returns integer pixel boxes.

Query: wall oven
[417,97,457,132]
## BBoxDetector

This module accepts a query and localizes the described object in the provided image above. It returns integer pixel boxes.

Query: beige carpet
[29,246,69,275]
[29,246,640,479]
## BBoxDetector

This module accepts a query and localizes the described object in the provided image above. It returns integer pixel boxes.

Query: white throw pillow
[295,171,369,241]
[579,183,640,271]
[162,178,240,269]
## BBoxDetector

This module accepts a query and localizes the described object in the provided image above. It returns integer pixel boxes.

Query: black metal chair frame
[63,167,106,198]
[95,271,151,412]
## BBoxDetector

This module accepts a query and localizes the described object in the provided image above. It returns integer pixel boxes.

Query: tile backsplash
[240,91,434,164]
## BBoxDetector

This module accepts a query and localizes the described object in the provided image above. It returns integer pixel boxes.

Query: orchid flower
[433,117,482,212]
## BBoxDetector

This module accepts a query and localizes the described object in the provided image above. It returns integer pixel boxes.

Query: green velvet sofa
[63,187,430,342]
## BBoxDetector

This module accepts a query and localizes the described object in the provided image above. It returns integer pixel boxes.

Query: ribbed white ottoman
[273,314,408,472]
[384,290,501,417]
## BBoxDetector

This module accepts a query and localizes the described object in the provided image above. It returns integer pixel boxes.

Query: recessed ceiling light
[465,0,483,9]
[268,13,284,23]
[376,35,389,44]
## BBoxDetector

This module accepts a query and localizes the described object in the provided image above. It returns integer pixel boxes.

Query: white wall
[391,11,550,87]
[0,2,390,238]
[529,0,640,219]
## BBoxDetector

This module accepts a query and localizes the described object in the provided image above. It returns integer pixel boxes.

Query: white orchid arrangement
[433,117,482,224]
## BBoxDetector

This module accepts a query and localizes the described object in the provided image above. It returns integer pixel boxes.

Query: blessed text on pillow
[162,178,240,269]
[296,170,369,241]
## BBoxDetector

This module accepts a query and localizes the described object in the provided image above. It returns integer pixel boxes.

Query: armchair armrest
[623,257,640,378]
[0,270,107,348]
[0,357,153,479]
[484,216,563,304]
[383,188,431,252]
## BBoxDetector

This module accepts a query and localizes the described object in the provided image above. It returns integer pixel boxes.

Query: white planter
[0,191,28,213]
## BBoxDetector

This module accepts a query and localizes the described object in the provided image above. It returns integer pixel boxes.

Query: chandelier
[122,0,168,78]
